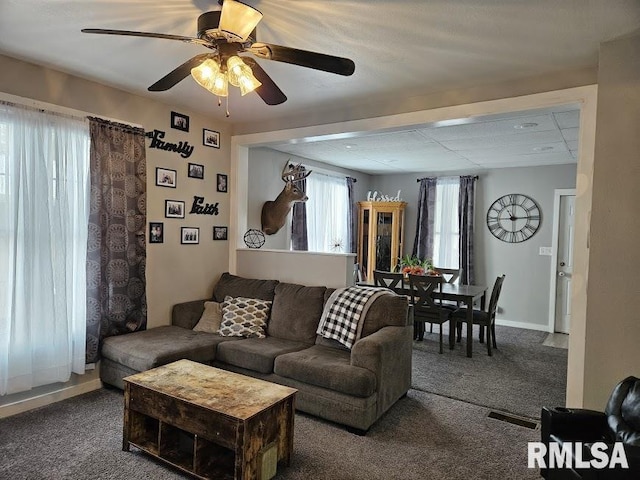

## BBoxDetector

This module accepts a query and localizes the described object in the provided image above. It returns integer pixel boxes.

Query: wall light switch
[539,247,553,256]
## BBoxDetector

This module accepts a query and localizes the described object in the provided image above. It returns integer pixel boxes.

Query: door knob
[559,262,566,266]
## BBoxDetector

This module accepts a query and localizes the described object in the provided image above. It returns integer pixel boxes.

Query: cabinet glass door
[375,212,393,271]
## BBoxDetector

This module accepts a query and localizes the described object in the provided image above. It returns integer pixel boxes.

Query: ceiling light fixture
[190,54,261,116]
[219,0,263,42]
[514,122,539,129]
[533,146,554,152]
[190,1,263,116]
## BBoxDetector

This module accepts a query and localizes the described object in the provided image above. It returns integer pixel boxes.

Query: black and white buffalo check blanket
[316,286,392,349]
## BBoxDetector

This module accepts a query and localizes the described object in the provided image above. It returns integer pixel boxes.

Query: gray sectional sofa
[100,273,412,432]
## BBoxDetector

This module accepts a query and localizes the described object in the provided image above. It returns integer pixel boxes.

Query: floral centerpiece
[396,255,435,277]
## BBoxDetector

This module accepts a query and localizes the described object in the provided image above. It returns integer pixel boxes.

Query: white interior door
[554,194,575,333]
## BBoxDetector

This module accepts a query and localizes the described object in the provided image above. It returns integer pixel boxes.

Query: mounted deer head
[261,161,312,235]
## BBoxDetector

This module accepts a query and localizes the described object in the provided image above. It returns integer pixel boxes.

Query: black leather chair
[540,376,640,479]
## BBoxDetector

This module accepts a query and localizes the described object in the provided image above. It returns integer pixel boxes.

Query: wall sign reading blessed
[367,190,402,202]
[189,196,219,215]
[145,129,194,158]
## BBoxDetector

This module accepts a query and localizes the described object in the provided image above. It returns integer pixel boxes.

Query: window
[432,177,460,269]
[0,102,90,396]
[304,172,350,253]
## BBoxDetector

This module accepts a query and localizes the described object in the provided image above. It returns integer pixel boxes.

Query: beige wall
[579,33,640,409]
[0,54,231,330]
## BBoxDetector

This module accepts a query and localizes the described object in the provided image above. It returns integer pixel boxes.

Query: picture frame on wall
[213,226,228,240]
[156,167,177,188]
[171,111,189,132]
[181,227,200,244]
[165,199,185,218]
[217,173,228,192]
[149,222,164,244]
[188,163,204,179]
[203,128,220,148]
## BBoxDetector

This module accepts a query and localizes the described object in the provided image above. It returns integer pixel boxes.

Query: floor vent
[487,411,539,430]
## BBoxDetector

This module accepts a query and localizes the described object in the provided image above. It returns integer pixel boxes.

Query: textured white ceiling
[0,1,637,173]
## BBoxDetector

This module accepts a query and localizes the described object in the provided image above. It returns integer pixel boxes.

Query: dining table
[357,279,487,358]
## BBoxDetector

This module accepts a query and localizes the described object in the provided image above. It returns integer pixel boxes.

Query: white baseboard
[495,319,552,332]
[0,378,103,419]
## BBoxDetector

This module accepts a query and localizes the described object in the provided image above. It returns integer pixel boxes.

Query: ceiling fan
[81,0,355,110]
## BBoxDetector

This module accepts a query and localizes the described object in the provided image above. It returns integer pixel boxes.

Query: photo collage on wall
[148,111,228,245]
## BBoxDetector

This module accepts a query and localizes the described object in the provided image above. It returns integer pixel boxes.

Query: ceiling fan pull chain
[225,96,230,118]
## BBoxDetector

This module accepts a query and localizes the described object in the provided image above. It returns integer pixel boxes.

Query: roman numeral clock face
[486,194,541,243]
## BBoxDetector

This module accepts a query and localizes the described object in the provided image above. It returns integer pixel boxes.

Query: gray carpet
[0,387,541,480]
[411,324,568,419]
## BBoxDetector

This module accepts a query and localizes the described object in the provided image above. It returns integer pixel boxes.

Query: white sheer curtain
[433,177,460,269]
[305,172,349,253]
[0,103,90,396]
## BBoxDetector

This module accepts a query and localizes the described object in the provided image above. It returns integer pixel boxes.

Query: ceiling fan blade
[241,57,287,105]
[148,54,212,91]
[247,43,355,76]
[81,28,210,47]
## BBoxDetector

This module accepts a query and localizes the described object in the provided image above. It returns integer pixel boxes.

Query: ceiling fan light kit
[81,0,355,115]
[218,0,263,42]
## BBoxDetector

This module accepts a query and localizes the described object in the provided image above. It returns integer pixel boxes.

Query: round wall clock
[486,193,541,243]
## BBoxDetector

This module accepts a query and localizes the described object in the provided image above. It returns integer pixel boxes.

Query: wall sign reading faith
[189,196,219,215]
[367,190,402,202]
[145,129,194,158]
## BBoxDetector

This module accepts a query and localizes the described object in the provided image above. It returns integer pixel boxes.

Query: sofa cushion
[212,272,279,303]
[101,325,235,372]
[216,337,309,374]
[267,283,326,344]
[193,301,222,333]
[219,296,272,338]
[359,294,410,338]
[274,344,377,398]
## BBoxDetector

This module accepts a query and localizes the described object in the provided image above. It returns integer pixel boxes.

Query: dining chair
[435,267,460,285]
[373,270,406,295]
[353,262,363,284]
[428,267,461,332]
[408,274,452,354]
[451,274,505,356]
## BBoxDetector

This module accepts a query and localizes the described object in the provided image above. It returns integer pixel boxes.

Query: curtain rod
[0,99,87,123]
[416,175,478,182]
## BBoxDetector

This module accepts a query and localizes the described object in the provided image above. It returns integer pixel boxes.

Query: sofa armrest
[351,325,413,416]
[171,299,209,329]
[541,407,609,444]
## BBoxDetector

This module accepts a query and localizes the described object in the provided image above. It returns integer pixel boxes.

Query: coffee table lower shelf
[127,411,236,480]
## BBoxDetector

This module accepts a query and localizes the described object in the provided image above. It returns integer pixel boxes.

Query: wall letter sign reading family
[145,129,194,158]
[189,196,219,215]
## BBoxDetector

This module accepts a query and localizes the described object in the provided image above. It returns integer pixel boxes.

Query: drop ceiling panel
[476,152,574,167]
[440,130,565,151]
[553,110,581,129]
[458,141,569,159]
[419,114,558,141]
[561,128,580,142]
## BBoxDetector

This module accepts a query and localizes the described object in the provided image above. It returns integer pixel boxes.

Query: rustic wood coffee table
[122,359,297,480]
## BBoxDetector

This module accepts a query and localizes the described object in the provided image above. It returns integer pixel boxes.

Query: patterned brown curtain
[85,117,147,363]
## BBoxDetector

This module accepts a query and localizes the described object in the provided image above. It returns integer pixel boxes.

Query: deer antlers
[282,161,311,184]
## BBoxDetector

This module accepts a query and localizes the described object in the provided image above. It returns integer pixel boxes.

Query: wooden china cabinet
[357,201,407,282]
